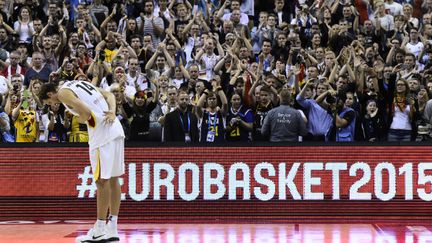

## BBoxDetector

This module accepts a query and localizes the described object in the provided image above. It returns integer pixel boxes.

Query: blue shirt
[23,66,51,87]
[296,94,333,136]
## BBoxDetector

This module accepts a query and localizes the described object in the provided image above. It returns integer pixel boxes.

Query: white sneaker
[76,223,107,243]
[106,220,120,242]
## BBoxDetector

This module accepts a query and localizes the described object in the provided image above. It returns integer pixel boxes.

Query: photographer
[5,74,23,114]
[324,91,357,142]
[94,31,120,66]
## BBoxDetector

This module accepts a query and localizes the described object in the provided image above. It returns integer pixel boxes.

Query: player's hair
[38,82,58,101]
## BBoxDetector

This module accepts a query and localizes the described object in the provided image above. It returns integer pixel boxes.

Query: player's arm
[57,89,92,124]
[98,88,117,124]
[98,88,116,113]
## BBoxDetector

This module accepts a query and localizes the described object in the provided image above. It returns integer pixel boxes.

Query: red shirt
[1,65,26,79]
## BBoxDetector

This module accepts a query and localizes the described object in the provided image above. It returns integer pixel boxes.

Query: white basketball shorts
[89,137,125,180]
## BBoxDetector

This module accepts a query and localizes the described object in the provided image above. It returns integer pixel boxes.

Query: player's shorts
[89,137,125,181]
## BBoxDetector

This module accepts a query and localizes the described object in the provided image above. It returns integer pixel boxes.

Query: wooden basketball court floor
[1,222,431,243]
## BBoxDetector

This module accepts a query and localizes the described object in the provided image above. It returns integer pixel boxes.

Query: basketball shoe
[106,218,120,242]
[76,222,107,243]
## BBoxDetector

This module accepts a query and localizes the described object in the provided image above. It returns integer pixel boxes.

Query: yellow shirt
[14,109,37,142]
[69,115,89,142]
[103,48,118,64]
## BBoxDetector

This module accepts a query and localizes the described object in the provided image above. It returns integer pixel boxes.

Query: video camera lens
[326,94,337,104]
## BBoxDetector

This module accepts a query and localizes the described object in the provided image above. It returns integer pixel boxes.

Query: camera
[146,91,153,98]
[296,54,304,63]
[326,94,337,104]
[98,52,105,62]
[384,72,390,79]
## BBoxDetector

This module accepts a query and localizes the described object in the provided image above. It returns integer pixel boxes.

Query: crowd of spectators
[2,0,432,143]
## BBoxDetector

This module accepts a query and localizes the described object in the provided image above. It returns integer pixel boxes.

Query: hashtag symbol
[77,166,97,198]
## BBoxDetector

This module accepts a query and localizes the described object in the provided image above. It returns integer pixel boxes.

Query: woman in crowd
[14,6,34,43]
[125,89,158,142]
[226,93,253,142]
[387,71,418,141]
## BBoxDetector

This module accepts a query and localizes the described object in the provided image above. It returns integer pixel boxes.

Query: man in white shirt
[385,0,403,16]
[195,36,224,81]
[126,57,151,91]
[405,28,424,58]
[145,42,175,81]
[217,0,249,26]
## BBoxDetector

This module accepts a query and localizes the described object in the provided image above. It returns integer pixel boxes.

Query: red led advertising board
[0,145,431,223]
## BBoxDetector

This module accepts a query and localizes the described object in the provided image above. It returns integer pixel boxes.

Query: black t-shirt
[200,110,225,143]
[48,113,67,142]
[226,106,253,142]
[253,102,273,141]
[125,101,157,141]
[341,109,355,124]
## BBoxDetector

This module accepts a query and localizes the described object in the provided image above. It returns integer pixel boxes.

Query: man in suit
[164,90,199,142]
[272,0,291,29]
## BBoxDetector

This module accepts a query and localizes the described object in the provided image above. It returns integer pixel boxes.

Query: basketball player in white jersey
[39,81,124,243]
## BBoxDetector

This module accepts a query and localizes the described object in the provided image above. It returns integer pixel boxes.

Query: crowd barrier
[0,144,431,223]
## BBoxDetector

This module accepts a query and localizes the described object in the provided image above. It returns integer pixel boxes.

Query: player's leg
[109,177,121,216]
[106,177,121,242]
[107,137,124,217]
[76,148,109,243]
[105,138,124,242]
[96,178,110,220]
